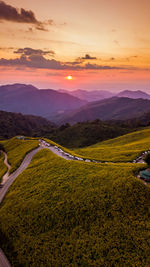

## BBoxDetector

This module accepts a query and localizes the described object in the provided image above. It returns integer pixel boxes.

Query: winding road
[1,151,11,185]
[0,140,149,266]
[0,146,42,203]
[0,146,42,267]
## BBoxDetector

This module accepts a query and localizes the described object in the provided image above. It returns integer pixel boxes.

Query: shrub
[0,143,4,151]
[144,153,150,165]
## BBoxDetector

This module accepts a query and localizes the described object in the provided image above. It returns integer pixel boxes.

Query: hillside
[58,97,150,124]
[0,141,149,266]
[0,83,86,118]
[117,89,150,99]
[0,110,55,139]
[74,127,150,162]
[59,89,114,102]
[48,120,130,148]
[0,146,7,182]
[59,89,150,102]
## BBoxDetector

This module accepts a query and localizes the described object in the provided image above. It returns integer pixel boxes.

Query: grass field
[0,148,149,266]
[73,127,150,162]
[0,137,39,173]
[0,151,7,182]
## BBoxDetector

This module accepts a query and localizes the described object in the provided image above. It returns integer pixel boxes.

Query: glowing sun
[66,75,73,80]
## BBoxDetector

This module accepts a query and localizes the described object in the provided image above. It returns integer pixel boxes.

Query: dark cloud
[0,52,125,70]
[110,57,115,61]
[14,47,55,56]
[0,1,52,31]
[84,63,121,70]
[0,1,37,23]
[65,61,82,65]
[0,55,66,69]
[81,54,97,60]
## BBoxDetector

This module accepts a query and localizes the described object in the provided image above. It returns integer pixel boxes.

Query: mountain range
[59,89,114,102]
[0,83,150,125]
[59,89,150,102]
[57,97,150,125]
[0,83,86,118]
[117,90,150,99]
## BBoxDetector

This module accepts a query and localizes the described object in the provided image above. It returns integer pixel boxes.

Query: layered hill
[0,137,149,266]
[58,97,150,124]
[59,89,114,102]
[0,110,55,139]
[74,127,150,162]
[60,89,150,102]
[0,83,86,118]
[49,120,130,148]
[117,89,150,99]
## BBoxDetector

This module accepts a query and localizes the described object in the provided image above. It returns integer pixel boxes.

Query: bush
[144,153,150,165]
[0,143,4,151]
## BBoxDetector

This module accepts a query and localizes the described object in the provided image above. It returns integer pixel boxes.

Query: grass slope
[48,120,129,148]
[0,149,149,266]
[74,127,150,162]
[0,151,7,182]
[1,137,39,173]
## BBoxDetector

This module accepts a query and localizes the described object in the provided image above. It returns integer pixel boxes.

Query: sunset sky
[0,0,150,91]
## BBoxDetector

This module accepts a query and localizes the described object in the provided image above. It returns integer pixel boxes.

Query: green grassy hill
[74,127,150,162]
[1,137,39,173]
[0,136,150,266]
[0,110,55,139]
[0,151,7,182]
[49,120,130,148]
[0,149,149,266]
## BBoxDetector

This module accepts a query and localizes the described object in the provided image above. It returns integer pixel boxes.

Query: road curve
[0,140,149,266]
[0,249,11,267]
[1,151,11,185]
[0,146,42,203]
[0,146,43,267]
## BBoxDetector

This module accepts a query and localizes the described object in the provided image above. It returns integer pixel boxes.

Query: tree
[0,143,4,151]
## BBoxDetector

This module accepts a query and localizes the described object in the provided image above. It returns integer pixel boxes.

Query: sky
[0,0,150,92]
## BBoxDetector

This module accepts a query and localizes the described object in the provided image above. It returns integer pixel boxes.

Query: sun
[66,75,73,80]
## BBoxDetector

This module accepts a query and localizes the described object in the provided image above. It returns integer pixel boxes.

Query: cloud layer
[0,1,38,23]
[0,1,52,31]
[14,47,55,56]
[81,54,97,60]
[0,48,125,70]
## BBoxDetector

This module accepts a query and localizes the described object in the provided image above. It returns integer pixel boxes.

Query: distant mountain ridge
[0,83,150,124]
[117,90,150,99]
[0,83,86,118]
[59,89,150,102]
[59,89,114,102]
[57,97,150,125]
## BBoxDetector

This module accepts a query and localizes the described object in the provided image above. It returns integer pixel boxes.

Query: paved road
[0,146,42,203]
[1,152,11,185]
[0,146,42,267]
[0,141,149,266]
[0,249,11,267]
[40,143,72,160]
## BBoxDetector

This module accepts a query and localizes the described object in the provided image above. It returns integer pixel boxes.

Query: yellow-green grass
[73,127,150,162]
[0,137,39,173]
[0,149,149,266]
[0,151,7,182]
[42,137,86,159]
